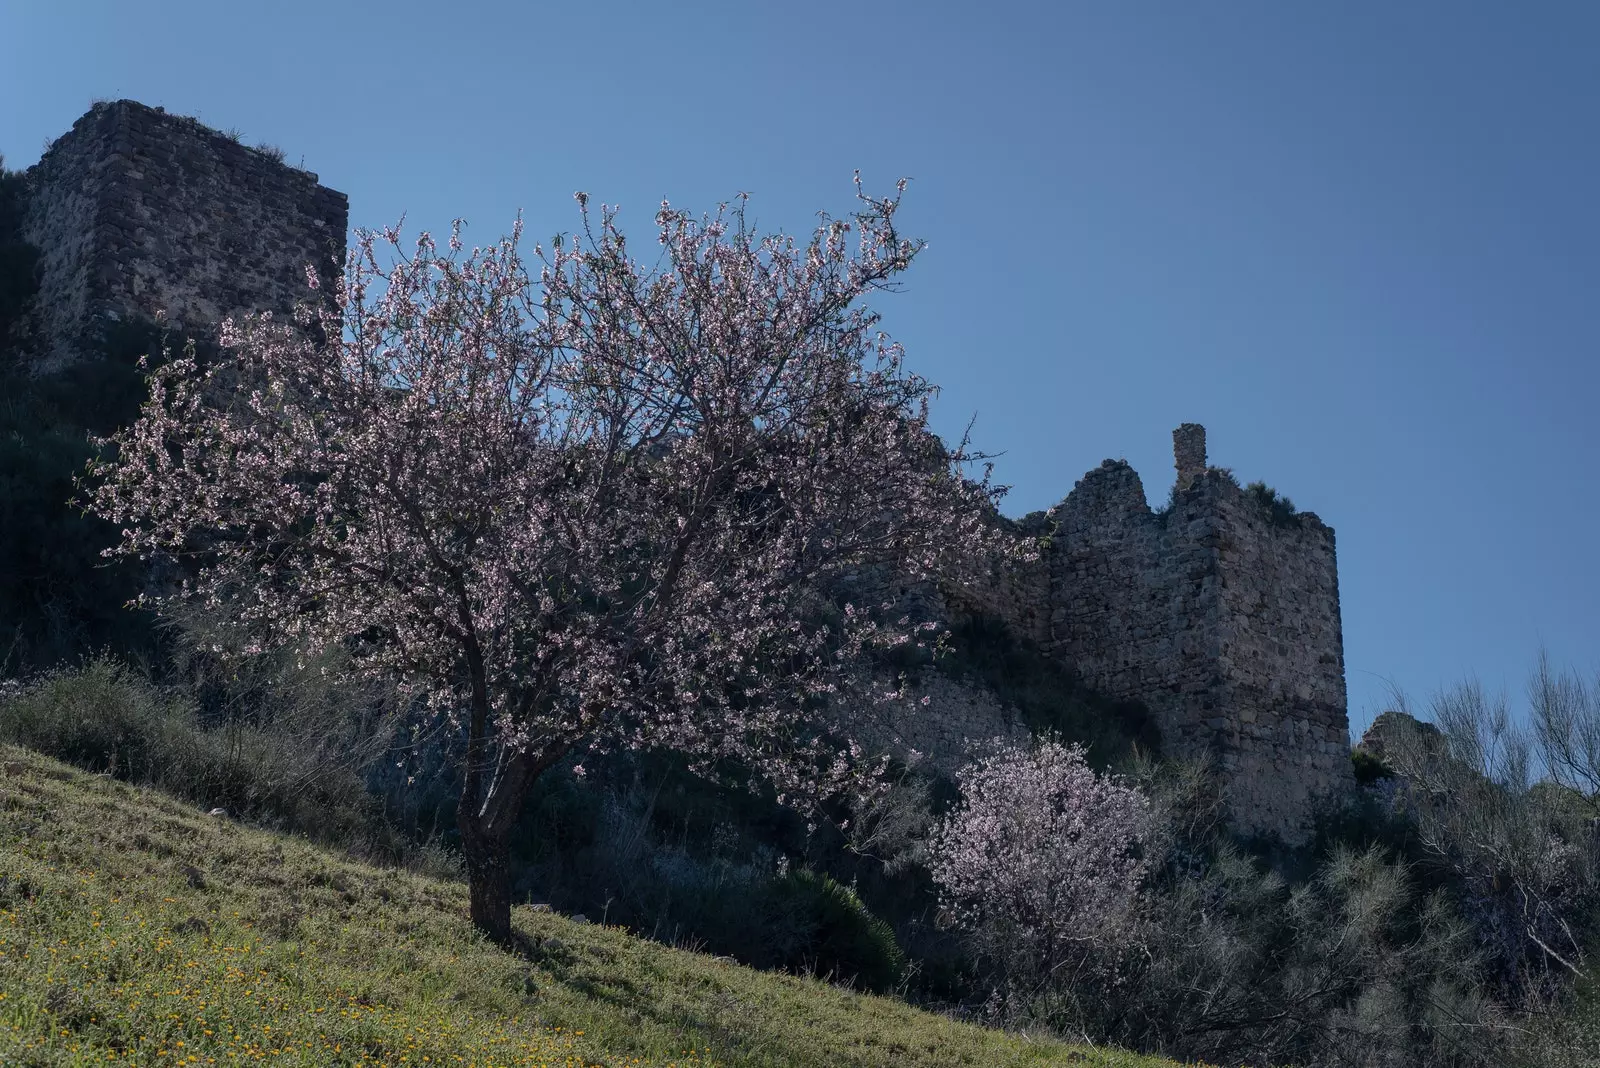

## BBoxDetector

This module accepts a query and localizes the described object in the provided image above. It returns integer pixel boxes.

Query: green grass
[0,743,1185,1067]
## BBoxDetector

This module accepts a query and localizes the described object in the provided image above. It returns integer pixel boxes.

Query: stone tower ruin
[953,424,1352,842]
[20,99,347,371]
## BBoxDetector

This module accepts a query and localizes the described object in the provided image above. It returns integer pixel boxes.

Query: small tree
[86,177,1020,944]
[928,739,1149,993]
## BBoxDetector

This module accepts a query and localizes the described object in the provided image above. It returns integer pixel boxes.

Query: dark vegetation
[0,160,168,677]
[2,155,1598,1066]
[1245,480,1303,528]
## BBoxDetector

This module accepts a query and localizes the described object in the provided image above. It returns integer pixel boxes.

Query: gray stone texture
[939,429,1353,842]
[851,672,1032,774]
[22,99,347,371]
[1173,422,1208,490]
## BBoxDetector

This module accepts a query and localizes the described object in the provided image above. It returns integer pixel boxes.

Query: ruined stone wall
[942,426,1353,842]
[22,100,347,371]
[12,102,1351,841]
[852,671,1031,776]
[1044,462,1235,760]
[1207,483,1349,839]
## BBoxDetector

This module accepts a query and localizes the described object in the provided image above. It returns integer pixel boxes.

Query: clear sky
[4,0,1597,740]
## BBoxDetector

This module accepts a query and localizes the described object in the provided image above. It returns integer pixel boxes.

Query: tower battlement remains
[953,424,1352,841]
[21,99,347,371]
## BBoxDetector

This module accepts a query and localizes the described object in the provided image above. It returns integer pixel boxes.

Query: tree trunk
[455,740,571,947]
[459,813,514,946]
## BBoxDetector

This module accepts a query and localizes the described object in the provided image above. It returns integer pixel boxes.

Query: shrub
[1352,747,1395,784]
[0,309,175,676]
[1083,774,1511,1065]
[1244,479,1301,527]
[942,754,1521,1067]
[0,658,382,849]
[0,656,175,777]
[1377,676,1600,1010]
[758,869,906,993]
[0,158,38,362]
[1523,958,1600,1068]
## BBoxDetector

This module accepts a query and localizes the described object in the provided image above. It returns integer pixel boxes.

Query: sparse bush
[160,595,406,754]
[254,142,286,163]
[0,658,383,850]
[919,751,1519,1066]
[0,656,175,776]
[1378,670,1600,1012]
[844,772,935,878]
[1523,961,1600,1068]
[1245,479,1301,527]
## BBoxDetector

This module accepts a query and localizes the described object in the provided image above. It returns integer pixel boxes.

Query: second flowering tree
[929,740,1151,989]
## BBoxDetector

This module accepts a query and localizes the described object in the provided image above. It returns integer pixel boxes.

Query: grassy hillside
[0,743,1185,1067]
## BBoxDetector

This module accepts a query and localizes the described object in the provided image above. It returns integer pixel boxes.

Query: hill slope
[0,743,1181,1067]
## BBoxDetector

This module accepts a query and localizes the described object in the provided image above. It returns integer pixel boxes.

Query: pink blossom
[928,740,1150,976]
[83,178,1029,944]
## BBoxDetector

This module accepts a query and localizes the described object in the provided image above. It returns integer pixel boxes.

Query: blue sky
[3,0,1597,739]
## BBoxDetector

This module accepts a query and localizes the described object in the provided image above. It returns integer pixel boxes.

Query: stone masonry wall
[22,100,347,371]
[1207,477,1349,839]
[852,671,1031,777]
[1046,459,1227,761]
[945,425,1353,843]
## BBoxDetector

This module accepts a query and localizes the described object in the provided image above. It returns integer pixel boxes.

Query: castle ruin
[13,102,1352,842]
[945,424,1353,841]
[20,99,347,372]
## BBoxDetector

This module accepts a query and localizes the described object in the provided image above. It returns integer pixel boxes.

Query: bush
[0,658,382,849]
[1375,679,1600,1011]
[473,753,912,994]
[1523,960,1600,1067]
[0,159,38,362]
[1352,747,1395,785]
[758,869,906,993]
[0,656,175,777]
[1244,479,1301,527]
[942,753,1521,1067]
[0,313,172,676]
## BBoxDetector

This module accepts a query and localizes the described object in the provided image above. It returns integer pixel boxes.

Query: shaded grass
[0,744,1184,1067]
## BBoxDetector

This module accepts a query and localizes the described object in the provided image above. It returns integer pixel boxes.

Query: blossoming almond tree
[86,177,1021,945]
[929,740,1150,989]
